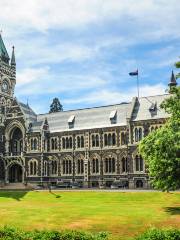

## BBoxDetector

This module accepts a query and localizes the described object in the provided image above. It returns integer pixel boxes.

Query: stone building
[0,34,177,189]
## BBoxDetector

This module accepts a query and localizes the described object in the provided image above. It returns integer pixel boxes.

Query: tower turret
[0,33,16,100]
[168,70,177,90]
[11,46,16,67]
[0,33,10,64]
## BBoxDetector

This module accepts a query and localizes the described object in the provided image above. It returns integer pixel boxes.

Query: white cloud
[1,0,178,113]
[15,67,108,96]
[64,83,166,106]
[1,0,179,39]
[16,67,50,86]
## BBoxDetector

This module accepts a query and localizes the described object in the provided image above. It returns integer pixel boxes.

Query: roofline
[37,101,131,117]
[138,93,170,99]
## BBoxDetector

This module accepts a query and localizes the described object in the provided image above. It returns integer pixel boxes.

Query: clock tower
[0,33,16,116]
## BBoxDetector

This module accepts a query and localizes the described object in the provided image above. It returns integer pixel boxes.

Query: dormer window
[68,115,75,128]
[109,110,117,124]
[149,102,157,114]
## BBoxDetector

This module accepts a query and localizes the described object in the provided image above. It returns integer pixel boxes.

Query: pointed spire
[168,70,177,89]
[11,46,16,66]
[0,32,10,63]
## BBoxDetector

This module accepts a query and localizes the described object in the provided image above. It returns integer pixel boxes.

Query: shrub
[136,228,180,240]
[0,227,108,240]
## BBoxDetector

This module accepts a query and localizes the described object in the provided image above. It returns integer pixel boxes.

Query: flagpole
[137,72,139,99]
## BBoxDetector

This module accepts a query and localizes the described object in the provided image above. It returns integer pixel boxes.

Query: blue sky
[1,0,179,113]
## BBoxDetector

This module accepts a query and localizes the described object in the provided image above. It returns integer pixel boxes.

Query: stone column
[5,167,9,184]
[83,158,89,187]
[129,179,134,189]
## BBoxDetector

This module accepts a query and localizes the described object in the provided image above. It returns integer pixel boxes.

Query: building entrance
[9,164,22,183]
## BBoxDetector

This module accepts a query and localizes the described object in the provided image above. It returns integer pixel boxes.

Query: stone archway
[5,121,25,155]
[8,163,23,183]
[10,127,23,155]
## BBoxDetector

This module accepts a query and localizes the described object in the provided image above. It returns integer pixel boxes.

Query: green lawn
[0,191,179,240]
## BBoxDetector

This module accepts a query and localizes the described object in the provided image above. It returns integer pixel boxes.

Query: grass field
[0,191,179,240]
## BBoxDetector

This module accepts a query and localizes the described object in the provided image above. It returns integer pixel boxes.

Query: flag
[129,69,138,76]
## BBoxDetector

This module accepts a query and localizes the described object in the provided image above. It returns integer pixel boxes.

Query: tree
[175,59,180,78]
[49,98,63,113]
[139,85,180,191]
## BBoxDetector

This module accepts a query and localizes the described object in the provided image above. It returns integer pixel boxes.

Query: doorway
[9,164,23,183]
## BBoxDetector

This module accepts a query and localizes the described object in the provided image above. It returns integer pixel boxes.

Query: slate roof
[131,94,170,121]
[28,93,170,133]
[36,102,132,133]
[19,102,37,123]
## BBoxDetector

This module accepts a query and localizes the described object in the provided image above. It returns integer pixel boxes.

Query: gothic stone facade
[0,35,171,189]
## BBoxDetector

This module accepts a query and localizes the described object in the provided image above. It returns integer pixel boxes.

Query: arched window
[77,159,84,174]
[62,138,65,149]
[52,160,58,175]
[139,128,142,141]
[29,160,38,176]
[135,128,143,142]
[47,139,50,151]
[122,157,128,173]
[92,158,99,174]
[111,158,116,173]
[135,128,138,142]
[121,132,125,145]
[77,136,80,148]
[96,135,99,147]
[51,138,55,150]
[112,133,116,146]
[104,134,108,146]
[34,138,37,150]
[44,161,48,176]
[105,158,108,173]
[104,157,116,173]
[69,137,72,149]
[81,136,84,148]
[30,138,37,151]
[66,137,69,149]
[63,160,72,174]
[31,139,33,150]
[140,155,143,171]
[104,133,116,146]
[53,138,58,150]
[135,155,144,172]
[151,126,154,132]
[34,161,37,175]
[135,155,139,171]
[108,133,112,146]
[68,160,72,174]
[92,134,100,147]
[30,162,33,175]
[92,135,95,147]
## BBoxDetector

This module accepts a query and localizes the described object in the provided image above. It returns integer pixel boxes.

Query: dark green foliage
[136,228,180,240]
[175,59,180,79]
[139,86,180,191]
[49,98,63,113]
[0,227,108,240]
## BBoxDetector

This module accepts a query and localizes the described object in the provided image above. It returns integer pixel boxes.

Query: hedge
[0,227,108,240]
[136,228,180,240]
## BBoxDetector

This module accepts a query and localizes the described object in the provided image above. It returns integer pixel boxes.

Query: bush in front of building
[0,226,108,240]
[136,228,180,240]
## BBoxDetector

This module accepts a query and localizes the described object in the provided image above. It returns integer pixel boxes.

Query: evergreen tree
[49,98,63,113]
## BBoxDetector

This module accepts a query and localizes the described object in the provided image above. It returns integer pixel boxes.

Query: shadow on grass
[49,191,61,198]
[0,191,28,201]
[164,207,180,215]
